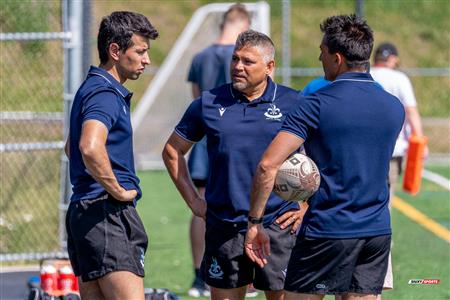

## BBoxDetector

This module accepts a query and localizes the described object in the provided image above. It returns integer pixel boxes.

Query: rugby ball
[273,153,320,202]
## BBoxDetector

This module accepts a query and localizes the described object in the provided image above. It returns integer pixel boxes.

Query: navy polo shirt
[282,72,405,238]
[175,77,300,230]
[69,66,141,201]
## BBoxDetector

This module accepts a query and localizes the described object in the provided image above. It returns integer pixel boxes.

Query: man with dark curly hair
[65,11,158,300]
[245,15,404,300]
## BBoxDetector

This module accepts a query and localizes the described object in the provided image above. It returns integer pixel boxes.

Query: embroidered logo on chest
[264,104,282,121]
[219,107,226,117]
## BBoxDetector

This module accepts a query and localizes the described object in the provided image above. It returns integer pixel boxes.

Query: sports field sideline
[137,164,449,300]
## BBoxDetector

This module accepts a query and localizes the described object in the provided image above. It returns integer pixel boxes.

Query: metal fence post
[281,0,291,87]
[59,0,85,252]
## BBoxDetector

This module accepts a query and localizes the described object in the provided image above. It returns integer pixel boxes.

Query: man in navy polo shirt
[64,11,158,300]
[163,30,304,300]
[185,5,251,297]
[245,15,405,300]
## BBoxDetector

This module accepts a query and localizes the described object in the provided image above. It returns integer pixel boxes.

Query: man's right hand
[115,189,137,202]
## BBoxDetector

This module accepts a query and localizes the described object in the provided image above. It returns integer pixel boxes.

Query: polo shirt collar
[87,66,132,100]
[229,77,277,103]
[333,71,375,83]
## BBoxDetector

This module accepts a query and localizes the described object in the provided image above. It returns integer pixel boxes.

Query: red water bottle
[58,265,76,293]
[40,265,58,292]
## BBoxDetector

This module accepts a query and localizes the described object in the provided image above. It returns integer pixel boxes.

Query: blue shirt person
[163,30,304,300]
[246,15,405,298]
[64,12,158,300]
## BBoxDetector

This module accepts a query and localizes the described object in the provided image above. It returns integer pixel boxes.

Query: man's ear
[335,52,343,67]
[266,60,275,76]
[108,43,120,61]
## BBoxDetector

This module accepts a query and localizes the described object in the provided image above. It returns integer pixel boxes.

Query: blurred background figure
[371,42,428,299]
[185,3,253,298]
[371,42,428,204]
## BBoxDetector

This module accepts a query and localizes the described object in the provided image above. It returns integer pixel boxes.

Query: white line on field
[423,169,450,191]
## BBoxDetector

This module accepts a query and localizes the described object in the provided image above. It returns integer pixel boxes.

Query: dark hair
[320,14,373,69]
[374,42,398,62]
[220,3,251,31]
[235,29,275,62]
[97,11,159,64]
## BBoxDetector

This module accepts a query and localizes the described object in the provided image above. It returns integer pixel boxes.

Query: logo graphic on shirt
[264,104,282,121]
[123,105,127,115]
[315,283,327,289]
[282,268,287,278]
[219,107,226,117]
[208,257,224,279]
[138,247,145,268]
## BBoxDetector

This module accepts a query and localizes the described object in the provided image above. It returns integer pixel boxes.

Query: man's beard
[232,81,248,91]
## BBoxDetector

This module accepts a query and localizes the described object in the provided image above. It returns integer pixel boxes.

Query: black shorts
[284,234,391,295]
[201,221,296,290]
[66,194,148,282]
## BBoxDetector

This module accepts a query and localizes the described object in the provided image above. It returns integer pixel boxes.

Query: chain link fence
[0,0,448,263]
[1,0,66,261]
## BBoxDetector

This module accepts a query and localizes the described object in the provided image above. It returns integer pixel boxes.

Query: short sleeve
[82,90,120,130]
[187,55,200,83]
[281,94,321,140]
[398,75,417,107]
[175,98,206,142]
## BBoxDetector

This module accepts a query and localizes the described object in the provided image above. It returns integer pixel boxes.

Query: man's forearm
[406,106,424,136]
[162,143,201,209]
[249,161,278,219]
[81,144,124,199]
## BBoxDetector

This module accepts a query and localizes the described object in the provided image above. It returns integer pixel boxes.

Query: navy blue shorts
[188,137,209,187]
[201,221,296,290]
[66,194,148,282]
[284,234,391,295]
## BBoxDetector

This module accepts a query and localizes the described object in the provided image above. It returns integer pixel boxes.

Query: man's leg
[210,286,246,300]
[79,278,105,300]
[285,291,324,300]
[265,290,285,300]
[342,293,377,300]
[98,271,145,300]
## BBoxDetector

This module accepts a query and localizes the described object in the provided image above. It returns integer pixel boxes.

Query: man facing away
[186,4,251,297]
[64,11,158,300]
[163,30,305,300]
[245,15,405,300]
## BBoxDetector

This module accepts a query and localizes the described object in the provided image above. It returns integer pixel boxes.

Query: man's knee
[98,271,145,300]
[79,277,104,300]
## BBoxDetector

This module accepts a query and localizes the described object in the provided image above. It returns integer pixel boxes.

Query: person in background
[185,4,252,297]
[245,15,404,300]
[64,11,158,300]
[371,42,428,202]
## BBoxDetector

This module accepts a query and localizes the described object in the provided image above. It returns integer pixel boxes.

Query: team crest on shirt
[264,104,282,121]
[208,257,224,279]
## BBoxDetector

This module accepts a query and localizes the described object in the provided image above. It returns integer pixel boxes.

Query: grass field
[137,165,449,300]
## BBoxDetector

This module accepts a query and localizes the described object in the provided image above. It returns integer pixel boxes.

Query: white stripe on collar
[229,83,278,102]
[90,72,126,98]
[333,79,375,83]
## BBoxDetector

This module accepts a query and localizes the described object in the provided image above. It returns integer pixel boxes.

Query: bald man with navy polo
[163,30,305,300]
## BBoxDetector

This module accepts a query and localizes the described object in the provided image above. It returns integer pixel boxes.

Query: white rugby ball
[273,153,320,202]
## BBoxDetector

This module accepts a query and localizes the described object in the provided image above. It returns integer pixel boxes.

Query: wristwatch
[248,216,263,224]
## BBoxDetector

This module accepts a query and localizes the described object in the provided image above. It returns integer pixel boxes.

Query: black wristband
[248,216,263,224]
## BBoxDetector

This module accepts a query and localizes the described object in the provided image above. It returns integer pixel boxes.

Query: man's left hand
[276,208,306,233]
